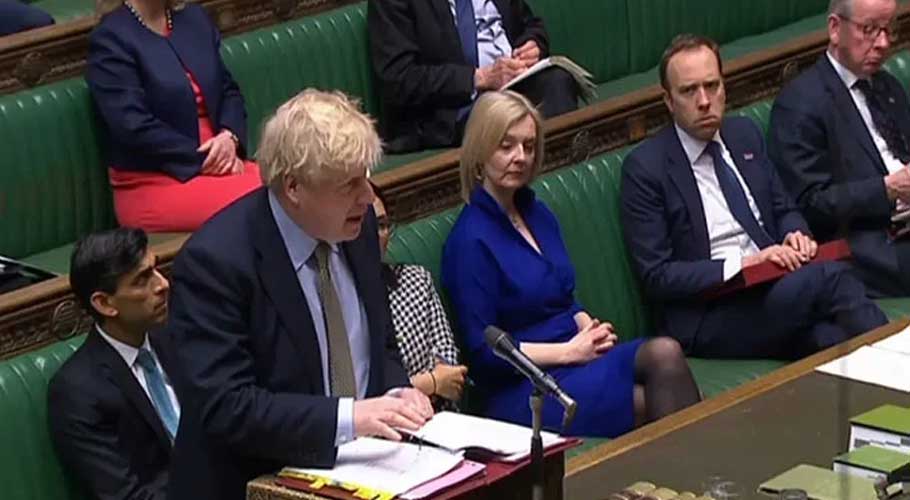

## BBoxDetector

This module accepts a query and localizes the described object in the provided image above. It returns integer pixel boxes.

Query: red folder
[273,438,581,500]
[704,239,852,299]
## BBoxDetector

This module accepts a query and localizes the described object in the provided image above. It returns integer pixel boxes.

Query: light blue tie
[136,348,179,441]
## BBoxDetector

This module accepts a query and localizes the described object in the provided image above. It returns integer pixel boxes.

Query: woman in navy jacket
[88,0,260,231]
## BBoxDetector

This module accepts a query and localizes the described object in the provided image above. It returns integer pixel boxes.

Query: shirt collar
[674,123,722,165]
[268,190,338,272]
[827,50,861,89]
[96,324,150,369]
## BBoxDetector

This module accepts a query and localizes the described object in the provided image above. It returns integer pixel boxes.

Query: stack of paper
[502,56,597,101]
[873,324,910,355]
[815,343,910,393]
[410,411,567,462]
[281,437,465,498]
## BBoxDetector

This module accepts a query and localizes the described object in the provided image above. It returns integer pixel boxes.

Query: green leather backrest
[525,0,630,83]
[387,147,651,343]
[0,79,116,259]
[29,0,95,22]
[626,0,829,74]
[0,336,85,500]
[221,2,376,154]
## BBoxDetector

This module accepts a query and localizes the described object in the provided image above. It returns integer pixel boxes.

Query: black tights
[632,337,701,426]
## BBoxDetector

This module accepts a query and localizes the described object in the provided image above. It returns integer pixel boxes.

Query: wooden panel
[0,0,359,93]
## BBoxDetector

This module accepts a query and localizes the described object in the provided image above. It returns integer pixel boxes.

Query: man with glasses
[769,0,910,297]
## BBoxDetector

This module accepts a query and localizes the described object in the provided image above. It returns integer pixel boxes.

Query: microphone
[484,326,577,429]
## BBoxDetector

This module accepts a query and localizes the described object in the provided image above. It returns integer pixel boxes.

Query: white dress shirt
[268,191,371,446]
[448,0,512,68]
[827,51,906,176]
[96,325,181,418]
[676,124,766,281]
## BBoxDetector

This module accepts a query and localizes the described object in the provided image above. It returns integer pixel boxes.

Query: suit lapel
[664,128,711,257]
[818,57,889,175]
[87,330,172,451]
[252,190,325,392]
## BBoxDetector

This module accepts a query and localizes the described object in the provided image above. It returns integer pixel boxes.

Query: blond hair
[459,91,544,203]
[96,0,188,17]
[258,89,382,190]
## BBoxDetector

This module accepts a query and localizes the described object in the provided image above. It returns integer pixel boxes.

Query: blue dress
[442,186,644,437]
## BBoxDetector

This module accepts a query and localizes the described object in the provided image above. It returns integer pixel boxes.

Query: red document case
[704,239,852,299]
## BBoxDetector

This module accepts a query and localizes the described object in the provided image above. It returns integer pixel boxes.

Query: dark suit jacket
[768,55,910,295]
[47,328,176,500]
[368,0,548,152]
[0,1,54,36]
[86,4,247,182]
[621,117,809,348]
[164,187,410,500]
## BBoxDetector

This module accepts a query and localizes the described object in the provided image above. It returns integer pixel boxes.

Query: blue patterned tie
[136,348,179,441]
[455,0,478,67]
[705,141,774,249]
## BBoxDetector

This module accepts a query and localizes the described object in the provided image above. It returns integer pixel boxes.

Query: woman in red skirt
[88,0,261,231]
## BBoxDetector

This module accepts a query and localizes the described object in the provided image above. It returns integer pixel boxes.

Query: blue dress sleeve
[442,232,517,380]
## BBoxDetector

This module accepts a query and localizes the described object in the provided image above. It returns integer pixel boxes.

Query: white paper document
[872,322,910,355]
[412,411,566,462]
[282,437,463,496]
[501,55,596,101]
[815,345,910,392]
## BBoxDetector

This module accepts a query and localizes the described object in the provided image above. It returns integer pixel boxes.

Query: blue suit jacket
[164,188,409,500]
[621,117,809,348]
[87,5,247,182]
[769,55,910,295]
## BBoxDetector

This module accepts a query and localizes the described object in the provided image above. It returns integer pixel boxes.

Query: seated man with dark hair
[621,34,887,359]
[0,1,54,36]
[48,228,177,500]
[368,0,578,152]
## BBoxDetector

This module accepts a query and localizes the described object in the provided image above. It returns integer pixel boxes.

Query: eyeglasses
[838,14,899,42]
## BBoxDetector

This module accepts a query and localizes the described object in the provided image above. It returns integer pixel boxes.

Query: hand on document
[353,388,433,441]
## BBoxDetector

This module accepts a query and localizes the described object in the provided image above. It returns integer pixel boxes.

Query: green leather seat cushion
[19,232,187,276]
[29,0,95,23]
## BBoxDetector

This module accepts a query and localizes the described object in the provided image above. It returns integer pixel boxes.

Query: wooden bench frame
[2,9,909,359]
[0,0,359,93]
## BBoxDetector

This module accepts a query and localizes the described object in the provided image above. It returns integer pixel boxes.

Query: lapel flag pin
[744,153,754,160]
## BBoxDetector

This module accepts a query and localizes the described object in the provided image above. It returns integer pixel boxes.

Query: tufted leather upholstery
[221,3,377,154]
[28,0,94,23]
[0,79,116,260]
[0,336,85,500]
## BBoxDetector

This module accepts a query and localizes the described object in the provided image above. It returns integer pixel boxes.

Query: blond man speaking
[164,90,433,500]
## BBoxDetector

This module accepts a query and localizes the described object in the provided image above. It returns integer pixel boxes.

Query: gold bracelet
[428,370,437,395]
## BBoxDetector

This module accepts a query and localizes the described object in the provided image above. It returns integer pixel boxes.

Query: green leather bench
[25,0,95,23]
[0,1,840,271]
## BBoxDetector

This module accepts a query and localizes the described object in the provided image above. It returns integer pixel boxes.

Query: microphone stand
[529,387,545,500]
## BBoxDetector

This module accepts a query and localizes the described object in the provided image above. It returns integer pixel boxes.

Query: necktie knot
[136,348,157,371]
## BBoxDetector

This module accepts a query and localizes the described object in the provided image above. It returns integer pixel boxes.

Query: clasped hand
[198,130,244,176]
[743,230,817,271]
[564,312,617,364]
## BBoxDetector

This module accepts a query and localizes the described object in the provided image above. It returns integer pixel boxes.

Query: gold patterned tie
[313,242,357,397]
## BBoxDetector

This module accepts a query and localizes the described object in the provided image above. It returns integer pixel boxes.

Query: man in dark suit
[0,1,53,37]
[769,0,910,297]
[164,89,433,500]
[368,0,578,152]
[48,228,177,500]
[621,34,886,359]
